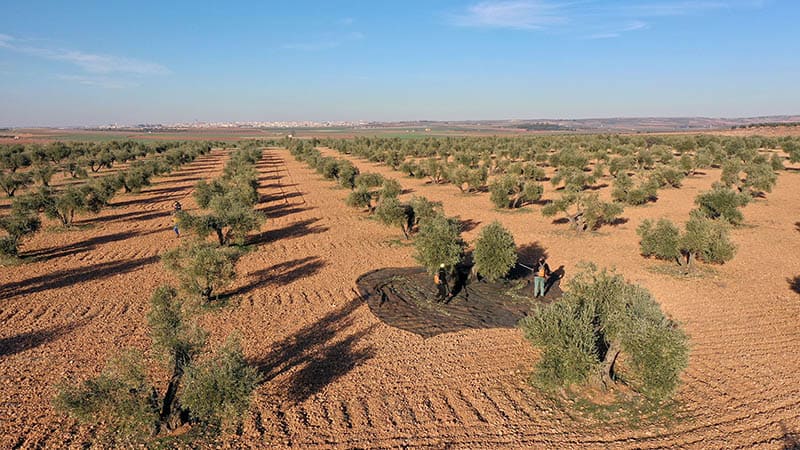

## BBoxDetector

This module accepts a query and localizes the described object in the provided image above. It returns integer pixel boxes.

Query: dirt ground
[1,145,799,449]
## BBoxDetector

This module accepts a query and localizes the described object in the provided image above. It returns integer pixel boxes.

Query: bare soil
[1,146,800,449]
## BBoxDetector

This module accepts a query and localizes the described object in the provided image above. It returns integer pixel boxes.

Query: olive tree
[56,285,260,443]
[693,184,750,225]
[0,172,33,197]
[638,214,736,271]
[519,265,689,401]
[0,207,41,256]
[472,221,517,282]
[413,213,465,273]
[489,175,543,209]
[162,242,240,302]
[542,190,624,233]
[374,196,414,238]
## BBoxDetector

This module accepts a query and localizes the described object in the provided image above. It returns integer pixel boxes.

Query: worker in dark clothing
[435,263,449,302]
[172,201,182,237]
[533,257,551,297]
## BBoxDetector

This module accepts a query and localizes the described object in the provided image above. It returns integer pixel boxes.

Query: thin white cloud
[55,74,139,89]
[621,0,766,17]
[0,34,13,48]
[0,33,169,75]
[449,0,767,36]
[282,31,364,52]
[586,21,648,39]
[449,1,567,30]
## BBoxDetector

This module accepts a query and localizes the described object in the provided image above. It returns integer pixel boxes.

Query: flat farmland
[1,142,799,448]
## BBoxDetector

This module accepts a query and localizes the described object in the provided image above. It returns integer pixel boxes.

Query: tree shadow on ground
[251,299,375,403]
[795,221,800,233]
[0,318,92,358]
[609,217,629,227]
[789,276,800,295]
[110,193,183,208]
[21,230,140,261]
[781,421,800,449]
[258,192,304,208]
[232,256,325,297]
[248,218,328,245]
[139,185,195,196]
[457,218,481,233]
[508,242,549,280]
[0,255,159,299]
[77,209,169,225]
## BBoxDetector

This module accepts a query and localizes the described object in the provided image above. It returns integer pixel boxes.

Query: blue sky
[0,0,798,126]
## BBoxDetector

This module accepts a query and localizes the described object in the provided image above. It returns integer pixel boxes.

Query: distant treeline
[732,122,800,129]
[515,122,574,131]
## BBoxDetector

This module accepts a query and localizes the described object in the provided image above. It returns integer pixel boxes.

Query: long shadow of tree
[233,257,326,297]
[781,421,800,449]
[248,218,328,245]
[508,241,549,280]
[21,231,140,261]
[251,299,375,403]
[0,318,92,358]
[0,255,159,299]
[789,276,800,295]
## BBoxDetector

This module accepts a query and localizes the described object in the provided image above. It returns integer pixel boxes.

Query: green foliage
[148,285,207,367]
[693,184,750,225]
[683,213,736,265]
[519,266,689,401]
[32,164,57,187]
[354,172,385,190]
[413,214,465,274]
[0,171,33,197]
[181,338,262,431]
[37,186,89,226]
[638,214,736,269]
[345,188,374,212]
[449,165,488,193]
[649,166,684,188]
[0,209,41,256]
[336,161,359,189]
[181,193,263,246]
[162,243,240,302]
[374,196,413,238]
[57,282,261,444]
[422,158,447,184]
[521,299,598,388]
[116,164,152,193]
[637,219,681,262]
[55,350,160,444]
[611,173,657,205]
[543,190,623,232]
[489,174,543,209]
[379,178,402,200]
[742,160,777,195]
[770,153,784,171]
[194,180,228,209]
[472,221,517,282]
[408,196,443,226]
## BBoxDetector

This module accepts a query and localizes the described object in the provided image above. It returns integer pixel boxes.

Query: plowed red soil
[2,146,799,449]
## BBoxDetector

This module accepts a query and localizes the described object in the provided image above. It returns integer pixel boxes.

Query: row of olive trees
[0,140,200,197]
[0,143,213,258]
[57,148,267,443]
[177,146,264,247]
[57,240,258,444]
